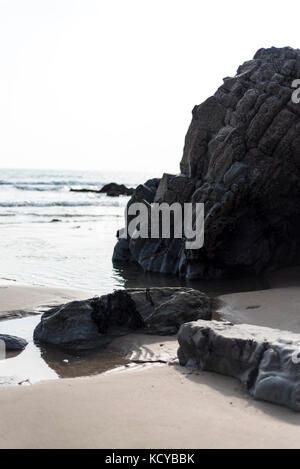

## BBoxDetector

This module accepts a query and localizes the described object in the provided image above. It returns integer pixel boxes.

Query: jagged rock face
[113,47,300,279]
[33,287,211,351]
[178,320,300,411]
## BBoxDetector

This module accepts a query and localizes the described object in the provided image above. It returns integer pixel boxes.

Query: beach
[1,170,300,448]
[2,0,300,452]
[0,284,93,319]
[1,276,300,448]
[3,361,300,449]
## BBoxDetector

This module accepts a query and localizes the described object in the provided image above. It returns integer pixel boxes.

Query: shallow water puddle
[0,315,128,386]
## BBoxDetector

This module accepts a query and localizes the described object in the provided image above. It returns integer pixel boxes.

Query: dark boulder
[113,178,160,263]
[34,300,110,351]
[33,287,211,351]
[113,47,300,279]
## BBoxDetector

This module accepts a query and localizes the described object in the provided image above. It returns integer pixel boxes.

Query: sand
[1,364,300,449]
[0,283,94,319]
[218,287,300,332]
[1,277,300,448]
[219,267,300,333]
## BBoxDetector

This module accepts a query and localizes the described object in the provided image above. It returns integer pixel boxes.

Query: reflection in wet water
[5,350,23,360]
[0,315,128,385]
[113,262,270,296]
[39,346,128,379]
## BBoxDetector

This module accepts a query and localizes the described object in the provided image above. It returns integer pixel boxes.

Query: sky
[0,0,299,174]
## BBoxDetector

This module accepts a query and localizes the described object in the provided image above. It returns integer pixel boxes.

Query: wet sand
[2,363,300,449]
[219,287,300,332]
[218,267,300,333]
[0,283,95,320]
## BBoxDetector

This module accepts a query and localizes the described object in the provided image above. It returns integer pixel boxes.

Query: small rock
[0,334,28,351]
[70,183,134,197]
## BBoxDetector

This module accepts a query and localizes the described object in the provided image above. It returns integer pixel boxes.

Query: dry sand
[1,277,300,448]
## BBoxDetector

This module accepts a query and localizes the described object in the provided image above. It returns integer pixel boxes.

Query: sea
[0,167,162,294]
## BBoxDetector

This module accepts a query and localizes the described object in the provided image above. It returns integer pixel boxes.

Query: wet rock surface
[34,287,211,351]
[114,47,300,279]
[178,319,300,411]
[0,334,28,351]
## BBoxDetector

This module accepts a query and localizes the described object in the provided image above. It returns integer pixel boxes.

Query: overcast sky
[0,0,299,174]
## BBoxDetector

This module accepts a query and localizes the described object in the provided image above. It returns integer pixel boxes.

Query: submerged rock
[100,183,134,197]
[114,47,300,278]
[33,287,211,351]
[0,334,28,351]
[178,319,300,411]
[70,183,134,197]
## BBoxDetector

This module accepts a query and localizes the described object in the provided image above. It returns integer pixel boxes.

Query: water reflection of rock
[5,350,23,360]
[112,262,269,296]
[40,345,128,379]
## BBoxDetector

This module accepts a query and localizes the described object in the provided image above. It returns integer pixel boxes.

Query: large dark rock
[178,319,300,411]
[33,287,211,351]
[113,47,300,279]
[0,334,28,351]
[113,178,160,263]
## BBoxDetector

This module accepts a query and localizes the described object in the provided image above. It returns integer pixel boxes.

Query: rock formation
[71,182,134,197]
[99,183,134,197]
[0,334,28,351]
[113,47,300,279]
[178,319,300,411]
[34,287,211,351]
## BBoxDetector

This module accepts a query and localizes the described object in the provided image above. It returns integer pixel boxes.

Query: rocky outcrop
[71,183,134,197]
[0,334,28,351]
[99,183,134,197]
[113,47,300,279]
[178,320,300,411]
[34,287,211,351]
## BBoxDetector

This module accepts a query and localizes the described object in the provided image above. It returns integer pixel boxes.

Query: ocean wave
[0,200,113,207]
[0,212,122,218]
[14,185,66,191]
[0,180,109,187]
[0,214,123,225]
